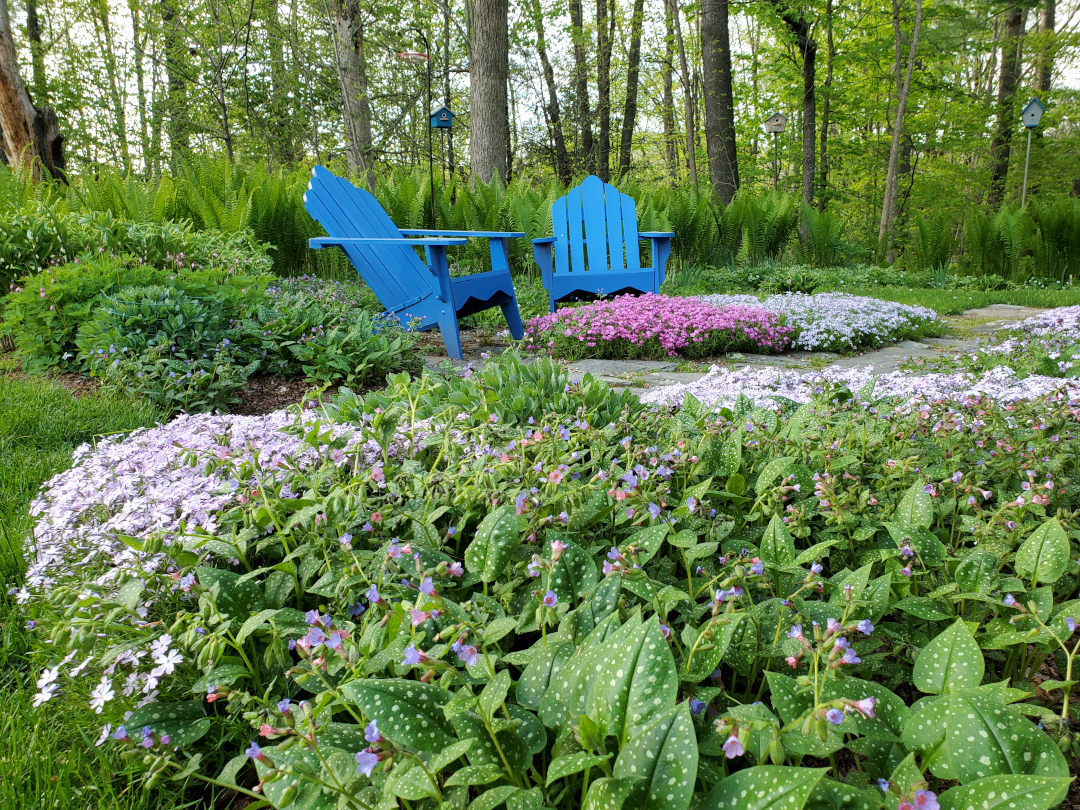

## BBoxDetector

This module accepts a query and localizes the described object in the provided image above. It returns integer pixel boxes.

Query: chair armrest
[532,236,557,245]
[399,229,526,239]
[639,232,675,238]
[310,237,468,248]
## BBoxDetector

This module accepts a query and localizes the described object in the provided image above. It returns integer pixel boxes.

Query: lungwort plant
[18,350,1080,810]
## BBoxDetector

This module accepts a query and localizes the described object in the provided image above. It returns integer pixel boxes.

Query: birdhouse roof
[766,112,787,122]
[1022,98,1045,115]
[431,105,453,117]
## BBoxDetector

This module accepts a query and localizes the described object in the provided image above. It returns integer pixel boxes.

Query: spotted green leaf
[702,766,827,810]
[937,774,1072,810]
[955,550,1000,593]
[755,457,795,493]
[340,679,456,753]
[894,597,953,622]
[759,514,796,567]
[125,700,211,747]
[620,524,669,565]
[1015,518,1070,585]
[517,643,573,710]
[546,537,598,602]
[804,778,877,810]
[903,688,1069,783]
[613,704,698,810]
[254,745,337,810]
[587,616,679,745]
[913,619,984,695]
[479,670,512,721]
[429,739,475,772]
[388,762,440,801]
[581,777,646,810]
[895,482,933,528]
[820,677,910,742]
[469,785,520,810]
[506,704,547,754]
[196,566,266,619]
[684,615,744,681]
[465,505,521,583]
[718,434,743,477]
[546,752,612,786]
[444,764,506,787]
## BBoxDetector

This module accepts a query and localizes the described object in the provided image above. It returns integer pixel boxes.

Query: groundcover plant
[697,293,942,353]
[525,293,794,359]
[16,351,1080,810]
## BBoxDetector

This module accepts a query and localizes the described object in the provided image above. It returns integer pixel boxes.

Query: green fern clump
[733,192,798,266]
[794,201,843,267]
[964,206,1034,282]
[912,214,958,274]
[1030,199,1080,283]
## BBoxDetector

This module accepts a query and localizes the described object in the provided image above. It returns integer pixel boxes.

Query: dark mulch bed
[232,374,330,416]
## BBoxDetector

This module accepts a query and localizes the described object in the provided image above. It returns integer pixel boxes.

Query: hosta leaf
[913,619,984,695]
[582,777,645,810]
[703,766,827,810]
[613,704,698,810]
[937,774,1072,810]
[955,550,1000,594]
[465,505,521,583]
[1015,518,1070,584]
[895,483,933,528]
[546,752,611,786]
[759,514,796,567]
[340,679,456,752]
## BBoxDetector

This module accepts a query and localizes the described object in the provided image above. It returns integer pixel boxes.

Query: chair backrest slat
[549,175,642,276]
[304,166,428,309]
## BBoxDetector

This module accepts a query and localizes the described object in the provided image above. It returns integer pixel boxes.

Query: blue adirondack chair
[532,175,674,312]
[303,165,525,359]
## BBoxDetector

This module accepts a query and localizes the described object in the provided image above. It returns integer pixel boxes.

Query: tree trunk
[596,0,612,181]
[129,0,152,172]
[818,0,834,210]
[470,0,509,184]
[568,0,594,174]
[701,0,738,203]
[798,33,816,204]
[443,0,455,180]
[987,6,1026,210]
[879,0,922,259]
[161,1,189,162]
[94,0,131,171]
[267,0,294,163]
[617,0,645,181]
[1036,0,1054,93]
[328,0,376,188]
[662,1,679,178]
[0,0,64,179]
[532,0,569,185]
[25,0,46,103]
[669,0,697,184]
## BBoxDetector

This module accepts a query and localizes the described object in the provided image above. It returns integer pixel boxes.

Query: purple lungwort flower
[689,698,706,715]
[543,590,558,607]
[366,585,380,602]
[402,644,422,666]
[841,648,861,665]
[856,619,874,635]
[277,699,291,714]
[786,623,804,640]
[419,577,436,595]
[305,609,321,625]
[456,644,479,667]
[1003,594,1017,606]
[648,503,662,519]
[355,750,379,777]
[722,734,745,759]
[245,741,263,760]
[825,708,844,725]
[913,790,940,810]
[364,720,381,743]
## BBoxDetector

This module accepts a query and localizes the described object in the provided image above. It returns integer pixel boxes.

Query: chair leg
[436,306,464,360]
[500,295,525,340]
[549,291,557,313]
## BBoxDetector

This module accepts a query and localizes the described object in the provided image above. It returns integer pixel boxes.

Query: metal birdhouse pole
[397,35,435,229]
[764,113,788,193]
[1021,97,1045,208]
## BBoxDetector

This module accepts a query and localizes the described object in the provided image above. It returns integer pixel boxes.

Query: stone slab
[565,359,677,375]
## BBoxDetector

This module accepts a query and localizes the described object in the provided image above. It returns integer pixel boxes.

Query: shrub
[1,255,269,372]
[525,294,793,359]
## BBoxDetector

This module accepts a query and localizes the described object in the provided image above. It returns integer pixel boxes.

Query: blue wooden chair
[304,165,526,359]
[532,175,674,312]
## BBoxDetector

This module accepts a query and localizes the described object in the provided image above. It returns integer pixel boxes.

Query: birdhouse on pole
[763,112,788,134]
[430,105,454,129]
[1022,97,1045,129]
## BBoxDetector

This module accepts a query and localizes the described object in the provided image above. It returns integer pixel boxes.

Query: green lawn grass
[828,285,1080,315]
[0,374,200,810]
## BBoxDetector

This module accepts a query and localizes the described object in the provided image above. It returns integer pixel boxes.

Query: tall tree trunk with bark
[769,1,817,203]
[128,0,152,171]
[596,0,612,181]
[442,0,455,180]
[25,0,46,103]
[532,0,569,185]
[701,0,738,203]
[0,0,64,179]
[1037,0,1054,93]
[879,0,922,260]
[328,0,376,187]
[818,0,834,209]
[267,0,294,163]
[617,0,645,180]
[669,0,697,183]
[470,0,509,184]
[568,0,594,174]
[94,0,131,171]
[987,6,1026,210]
[662,1,679,178]
[161,1,189,163]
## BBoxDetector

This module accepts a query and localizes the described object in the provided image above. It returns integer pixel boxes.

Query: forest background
[0,0,1079,266]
